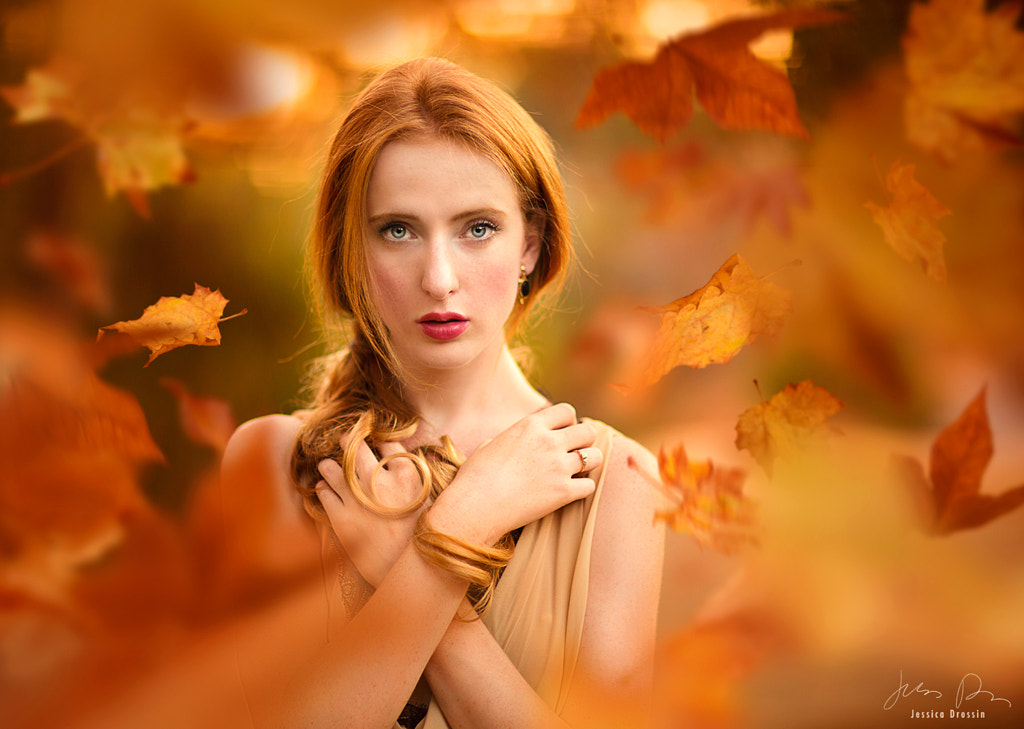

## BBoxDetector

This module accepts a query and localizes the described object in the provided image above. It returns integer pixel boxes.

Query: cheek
[366,260,409,319]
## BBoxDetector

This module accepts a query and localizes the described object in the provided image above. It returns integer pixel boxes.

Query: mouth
[417,313,469,341]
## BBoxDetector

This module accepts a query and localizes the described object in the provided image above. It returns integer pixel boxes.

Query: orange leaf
[160,377,236,453]
[735,380,844,476]
[893,386,1024,535]
[903,0,1024,161]
[617,254,792,392]
[98,284,246,366]
[650,444,756,554]
[575,9,844,141]
[864,160,951,282]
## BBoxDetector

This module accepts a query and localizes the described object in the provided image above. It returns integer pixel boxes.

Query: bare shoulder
[222,413,307,510]
[600,430,661,508]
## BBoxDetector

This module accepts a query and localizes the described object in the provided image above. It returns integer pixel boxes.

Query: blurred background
[2,1,1022,727]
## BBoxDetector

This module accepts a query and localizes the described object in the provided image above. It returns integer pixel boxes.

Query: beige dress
[321,418,617,729]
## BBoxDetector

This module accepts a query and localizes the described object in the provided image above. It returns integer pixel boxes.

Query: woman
[222,57,664,729]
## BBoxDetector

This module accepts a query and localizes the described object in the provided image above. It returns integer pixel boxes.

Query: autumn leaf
[893,386,1024,535]
[98,284,246,367]
[646,444,757,554]
[575,9,844,142]
[0,61,194,216]
[903,0,1024,161]
[616,141,809,235]
[735,380,844,476]
[616,255,792,392]
[160,377,236,453]
[864,160,950,282]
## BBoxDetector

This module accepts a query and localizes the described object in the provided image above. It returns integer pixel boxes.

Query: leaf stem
[0,133,91,187]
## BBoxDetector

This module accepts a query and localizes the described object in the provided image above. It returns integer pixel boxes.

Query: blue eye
[382,223,409,241]
[467,221,498,239]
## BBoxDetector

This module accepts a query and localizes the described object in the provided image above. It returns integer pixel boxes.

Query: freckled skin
[364,137,538,378]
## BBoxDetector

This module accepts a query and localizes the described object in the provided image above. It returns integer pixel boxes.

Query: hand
[428,403,602,547]
[316,440,429,588]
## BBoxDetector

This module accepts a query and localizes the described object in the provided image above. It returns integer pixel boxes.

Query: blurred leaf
[0,61,194,214]
[649,444,757,554]
[864,160,950,282]
[616,141,809,235]
[893,386,1024,535]
[26,232,112,315]
[98,284,246,367]
[903,0,1024,161]
[576,8,843,141]
[735,380,844,476]
[615,255,792,392]
[160,377,236,454]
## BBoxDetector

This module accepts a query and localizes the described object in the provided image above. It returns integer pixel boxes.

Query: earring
[518,264,531,304]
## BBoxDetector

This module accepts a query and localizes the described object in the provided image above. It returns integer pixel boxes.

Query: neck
[399,345,548,455]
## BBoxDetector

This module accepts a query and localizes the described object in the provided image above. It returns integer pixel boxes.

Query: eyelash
[466,220,500,239]
[377,220,500,241]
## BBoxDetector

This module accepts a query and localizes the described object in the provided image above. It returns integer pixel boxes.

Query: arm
[419,435,665,729]
[225,404,598,729]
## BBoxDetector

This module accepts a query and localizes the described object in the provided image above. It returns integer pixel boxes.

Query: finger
[535,402,578,429]
[316,478,346,524]
[558,421,597,452]
[318,459,350,497]
[564,476,596,502]
[570,446,603,475]
[352,439,381,484]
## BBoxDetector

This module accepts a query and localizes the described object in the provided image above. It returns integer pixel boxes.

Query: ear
[521,213,544,275]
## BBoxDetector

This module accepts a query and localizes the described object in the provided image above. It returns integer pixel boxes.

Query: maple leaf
[903,0,1024,161]
[735,380,844,476]
[864,160,951,282]
[0,61,194,215]
[893,386,1024,535]
[575,9,844,142]
[160,377,236,453]
[98,284,246,367]
[616,255,792,392]
[645,444,757,554]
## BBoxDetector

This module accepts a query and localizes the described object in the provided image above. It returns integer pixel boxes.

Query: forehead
[366,136,519,217]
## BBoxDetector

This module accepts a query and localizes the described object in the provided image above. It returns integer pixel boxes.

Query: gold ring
[576,449,588,473]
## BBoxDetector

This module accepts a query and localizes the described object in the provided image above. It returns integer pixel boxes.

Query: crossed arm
[221,405,664,729]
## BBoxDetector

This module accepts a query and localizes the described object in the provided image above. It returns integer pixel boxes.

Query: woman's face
[363,136,540,378]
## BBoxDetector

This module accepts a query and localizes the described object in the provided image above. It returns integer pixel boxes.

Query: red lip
[418,312,468,341]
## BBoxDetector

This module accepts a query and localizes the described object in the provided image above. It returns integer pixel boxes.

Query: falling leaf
[576,9,844,142]
[735,380,844,476]
[616,255,792,392]
[903,0,1024,161]
[0,61,194,214]
[98,284,246,366]
[864,160,951,282]
[893,386,1024,535]
[160,377,236,453]
[646,444,757,553]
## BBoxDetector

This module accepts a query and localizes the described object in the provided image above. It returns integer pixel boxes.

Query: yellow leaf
[618,254,792,392]
[651,444,756,554]
[864,161,951,282]
[98,284,245,367]
[735,380,844,476]
[903,0,1024,161]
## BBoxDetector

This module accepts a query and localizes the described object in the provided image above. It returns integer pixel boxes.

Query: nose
[421,241,458,300]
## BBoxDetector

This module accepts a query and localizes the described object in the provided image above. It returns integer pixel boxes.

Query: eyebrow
[367,207,509,227]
